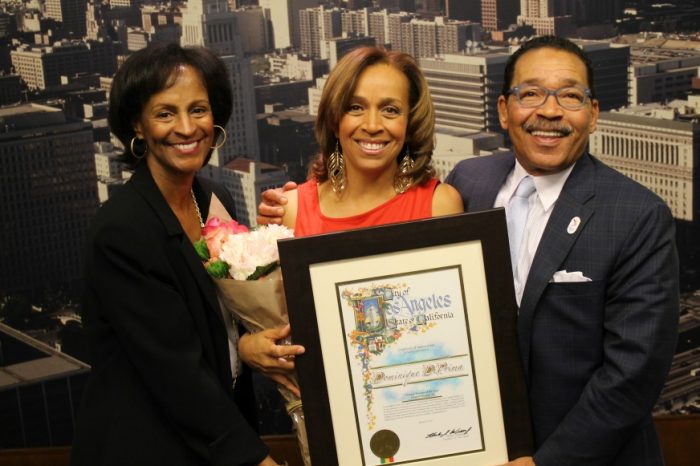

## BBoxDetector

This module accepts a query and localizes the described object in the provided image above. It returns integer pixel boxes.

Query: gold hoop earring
[327,141,346,194]
[394,147,414,194]
[212,124,227,150]
[130,137,147,159]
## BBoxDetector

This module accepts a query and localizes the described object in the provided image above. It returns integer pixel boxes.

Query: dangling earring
[394,147,414,194]
[327,140,346,194]
[130,137,147,159]
[212,124,227,150]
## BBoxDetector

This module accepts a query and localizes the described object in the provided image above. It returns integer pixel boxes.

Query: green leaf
[206,260,230,279]
[246,262,279,281]
[193,239,210,261]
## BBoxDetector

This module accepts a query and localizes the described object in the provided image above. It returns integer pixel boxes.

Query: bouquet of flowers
[194,198,310,466]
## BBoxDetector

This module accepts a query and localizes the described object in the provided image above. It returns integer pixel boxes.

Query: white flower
[218,225,294,280]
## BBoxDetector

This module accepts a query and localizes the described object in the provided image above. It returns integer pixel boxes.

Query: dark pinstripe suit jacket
[71,163,268,466]
[446,152,679,466]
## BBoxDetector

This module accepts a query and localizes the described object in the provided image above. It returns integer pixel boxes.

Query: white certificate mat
[308,242,507,465]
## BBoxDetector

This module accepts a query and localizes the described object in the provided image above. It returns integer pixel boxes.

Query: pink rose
[202,217,249,259]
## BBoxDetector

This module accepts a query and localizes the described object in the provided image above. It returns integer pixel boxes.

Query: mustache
[523,120,573,136]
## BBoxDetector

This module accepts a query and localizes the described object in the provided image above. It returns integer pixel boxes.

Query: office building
[307,74,327,116]
[590,101,699,224]
[259,0,321,50]
[10,39,117,90]
[10,42,91,90]
[341,7,370,37]
[140,4,182,32]
[420,50,509,134]
[255,80,313,113]
[629,47,700,106]
[575,40,630,111]
[353,10,480,58]
[481,0,518,32]
[232,6,270,54]
[267,53,328,81]
[299,5,342,59]
[44,0,86,37]
[257,105,316,182]
[516,0,576,36]
[590,98,700,259]
[0,104,98,293]
[432,129,506,181]
[366,9,391,46]
[93,141,130,204]
[221,158,288,227]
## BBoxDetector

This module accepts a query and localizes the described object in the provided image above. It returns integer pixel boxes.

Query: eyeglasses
[507,84,593,110]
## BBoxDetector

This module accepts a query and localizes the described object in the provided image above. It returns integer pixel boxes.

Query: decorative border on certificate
[279,209,533,466]
[336,266,484,464]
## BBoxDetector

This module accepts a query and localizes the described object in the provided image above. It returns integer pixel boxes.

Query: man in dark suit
[258,36,679,466]
[444,36,679,465]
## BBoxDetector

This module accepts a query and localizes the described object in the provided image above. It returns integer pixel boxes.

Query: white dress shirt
[494,160,575,305]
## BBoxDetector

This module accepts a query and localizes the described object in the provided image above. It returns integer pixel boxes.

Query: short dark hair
[501,35,596,100]
[108,43,233,165]
[310,46,436,186]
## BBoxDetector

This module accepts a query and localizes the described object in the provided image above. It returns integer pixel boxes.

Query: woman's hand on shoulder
[432,182,464,217]
[238,324,304,397]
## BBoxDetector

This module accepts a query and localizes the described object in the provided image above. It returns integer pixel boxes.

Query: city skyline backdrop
[1,0,699,449]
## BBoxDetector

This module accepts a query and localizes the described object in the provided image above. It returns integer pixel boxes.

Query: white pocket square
[550,270,592,283]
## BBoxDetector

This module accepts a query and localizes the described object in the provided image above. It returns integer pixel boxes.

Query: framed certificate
[278,209,532,465]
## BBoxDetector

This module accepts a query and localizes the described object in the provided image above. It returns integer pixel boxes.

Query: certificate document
[337,266,482,464]
[282,213,532,466]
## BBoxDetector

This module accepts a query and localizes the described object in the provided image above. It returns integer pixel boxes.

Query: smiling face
[336,63,409,183]
[498,47,599,176]
[134,65,214,181]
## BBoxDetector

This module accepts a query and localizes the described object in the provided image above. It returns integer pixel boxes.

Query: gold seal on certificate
[370,429,400,460]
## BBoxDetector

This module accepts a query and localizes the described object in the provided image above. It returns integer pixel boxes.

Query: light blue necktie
[507,176,536,273]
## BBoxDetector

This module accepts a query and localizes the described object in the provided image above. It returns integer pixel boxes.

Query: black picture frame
[278,209,532,465]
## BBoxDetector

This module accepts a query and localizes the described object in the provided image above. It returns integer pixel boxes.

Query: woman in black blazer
[71,44,279,466]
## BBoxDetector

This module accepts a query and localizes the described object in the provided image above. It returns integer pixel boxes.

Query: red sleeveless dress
[293,178,439,237]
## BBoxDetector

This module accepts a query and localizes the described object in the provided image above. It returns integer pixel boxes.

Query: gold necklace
[190,189,204,228]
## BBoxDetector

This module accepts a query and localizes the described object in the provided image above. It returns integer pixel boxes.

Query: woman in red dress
[239,46,462,383]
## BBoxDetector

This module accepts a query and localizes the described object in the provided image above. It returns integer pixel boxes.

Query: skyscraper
[181,0,260,179]
[44,0,87,36]
[480,0,518,31]
[10,42,91,90]
[299,5,342,59]
[420,51,508,134]
[516,0,576,36]
[0,104,99,293]
[575,40,630,111]
[259,0,321,50]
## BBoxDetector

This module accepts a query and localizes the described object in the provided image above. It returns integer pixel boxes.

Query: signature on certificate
[425,426,473,439]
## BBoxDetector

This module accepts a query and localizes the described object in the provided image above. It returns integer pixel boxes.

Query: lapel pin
[567,216,581,234]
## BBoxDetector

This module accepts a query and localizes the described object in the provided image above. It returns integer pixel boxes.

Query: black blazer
[71,163,268,466]
[447,152,679,466]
